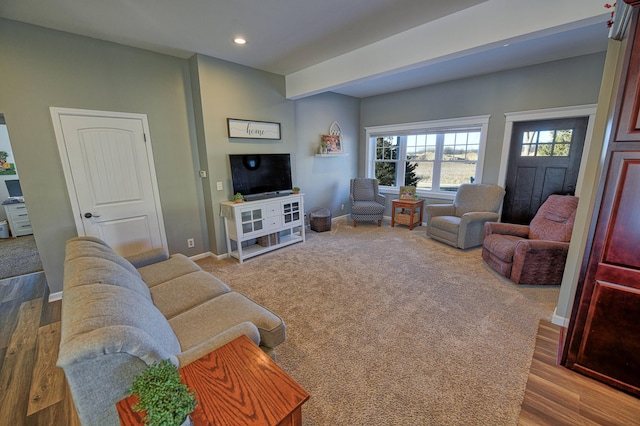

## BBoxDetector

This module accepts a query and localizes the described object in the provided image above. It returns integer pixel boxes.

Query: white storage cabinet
[221,194,305,263]
[4,202,33,237]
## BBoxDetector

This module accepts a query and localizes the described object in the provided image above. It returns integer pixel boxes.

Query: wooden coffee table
[391,198,424,230]
[117,335,309,425]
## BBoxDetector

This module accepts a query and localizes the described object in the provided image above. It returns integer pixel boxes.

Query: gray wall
[294,92,360,218]
[189,56,360,254]
[0,19,203,293]
[190,54,297,255]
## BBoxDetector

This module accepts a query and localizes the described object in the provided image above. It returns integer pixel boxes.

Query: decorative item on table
[399,186,416,199]
[292,187,300,194]
[128,359,197,426]
[233,192,244,203]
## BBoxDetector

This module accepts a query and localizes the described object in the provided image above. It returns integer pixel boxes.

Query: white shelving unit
[221,194,305,263]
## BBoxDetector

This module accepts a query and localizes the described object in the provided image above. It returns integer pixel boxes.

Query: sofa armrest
[484,222,530,238]
[511,240,571,284]
[125,248,170,268]
[425,203,455,218]
[176,322,260,367]
[375,193,386,205]
[460,211,499,224]
[515,239,570,254]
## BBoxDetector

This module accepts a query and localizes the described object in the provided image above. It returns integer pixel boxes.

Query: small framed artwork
[227,118,281,140]
[400,186,416,199]
[321,134,342,154]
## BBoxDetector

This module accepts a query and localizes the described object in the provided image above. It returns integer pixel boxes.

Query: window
[520,129,573,157]
[365,116,489,195]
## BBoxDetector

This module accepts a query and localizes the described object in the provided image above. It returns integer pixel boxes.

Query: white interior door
[51,108,167,256]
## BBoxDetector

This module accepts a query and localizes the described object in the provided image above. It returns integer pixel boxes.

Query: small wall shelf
[315,153,349,158]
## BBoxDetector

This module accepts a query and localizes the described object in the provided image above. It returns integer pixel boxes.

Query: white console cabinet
[4,202,33,237]
[220,194,305,263]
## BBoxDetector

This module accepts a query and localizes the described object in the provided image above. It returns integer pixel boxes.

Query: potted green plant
[292,187,300,194]
[320,140,329,154]
[233,192,244,203]
[129,359,197,426]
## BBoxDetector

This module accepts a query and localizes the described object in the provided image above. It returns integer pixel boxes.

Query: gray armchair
[426,184,505,249]
[350,178,386,227]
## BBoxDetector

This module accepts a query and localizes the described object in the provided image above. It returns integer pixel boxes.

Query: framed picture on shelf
[321,134,342,154]
[399,186,416,199]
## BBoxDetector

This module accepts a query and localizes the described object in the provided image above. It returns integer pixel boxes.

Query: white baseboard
[49,291,63,302]
[190,251,227,261]
[551,307,569,327]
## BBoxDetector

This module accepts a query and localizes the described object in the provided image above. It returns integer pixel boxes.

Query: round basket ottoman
[309,208,332,232]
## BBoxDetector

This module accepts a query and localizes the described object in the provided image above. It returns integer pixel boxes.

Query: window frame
[365,115,490,199]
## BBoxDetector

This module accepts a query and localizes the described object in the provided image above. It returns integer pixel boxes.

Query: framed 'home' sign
[227,118,281,140]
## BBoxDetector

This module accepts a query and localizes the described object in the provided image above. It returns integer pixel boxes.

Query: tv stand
[220,194,305,263]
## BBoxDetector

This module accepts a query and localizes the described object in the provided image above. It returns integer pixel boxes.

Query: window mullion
[433,133,444,191]
[398,136,408,186]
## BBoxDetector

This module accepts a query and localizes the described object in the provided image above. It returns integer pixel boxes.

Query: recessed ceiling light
[234,37,247,45]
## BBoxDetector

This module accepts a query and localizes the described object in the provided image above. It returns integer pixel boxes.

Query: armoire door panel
[602,160,640,268]
[575,281,640,392]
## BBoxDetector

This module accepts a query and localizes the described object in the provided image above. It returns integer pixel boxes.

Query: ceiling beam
[285,0,608,99]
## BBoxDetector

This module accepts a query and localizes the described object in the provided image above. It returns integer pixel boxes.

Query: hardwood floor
[1,274,638,425]
[0,273,80,425]
[519,320,640,425]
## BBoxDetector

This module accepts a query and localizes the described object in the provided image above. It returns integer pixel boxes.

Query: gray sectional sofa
[57,236,285,425]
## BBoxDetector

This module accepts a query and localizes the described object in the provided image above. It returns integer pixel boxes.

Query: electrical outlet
[187,238,195,248]
[341,204,345,210]
[216,181,223,191]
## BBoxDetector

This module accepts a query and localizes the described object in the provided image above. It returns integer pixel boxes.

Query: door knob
[84,212,100,218]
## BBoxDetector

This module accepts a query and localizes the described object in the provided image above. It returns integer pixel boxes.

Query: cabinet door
[239,207,264,237]
[566,152,640,395]
[282,200,301,226]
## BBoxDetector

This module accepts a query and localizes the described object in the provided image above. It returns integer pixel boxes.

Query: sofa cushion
[137,254,201,288]
[150,271,231,319]
[58,285,181,368]
[430,215,461,234]
[65,237,141,277]
[63,257,152,301]
[169,292,285,351]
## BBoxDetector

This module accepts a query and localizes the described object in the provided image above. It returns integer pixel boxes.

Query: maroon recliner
[481,194,579,285]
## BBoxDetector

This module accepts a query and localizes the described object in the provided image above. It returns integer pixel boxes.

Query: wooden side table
[117,335,309,425]
[391,198,424,230]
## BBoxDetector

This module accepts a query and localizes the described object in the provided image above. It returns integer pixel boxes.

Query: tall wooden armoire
[563,0,640,396]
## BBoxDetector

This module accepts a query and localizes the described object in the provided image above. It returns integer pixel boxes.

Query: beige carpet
[196,217,559,425]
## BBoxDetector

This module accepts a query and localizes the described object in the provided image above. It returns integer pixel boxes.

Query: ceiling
[0,0,612,98]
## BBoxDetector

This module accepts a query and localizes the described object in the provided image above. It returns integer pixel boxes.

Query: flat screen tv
[229,154,293,200]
